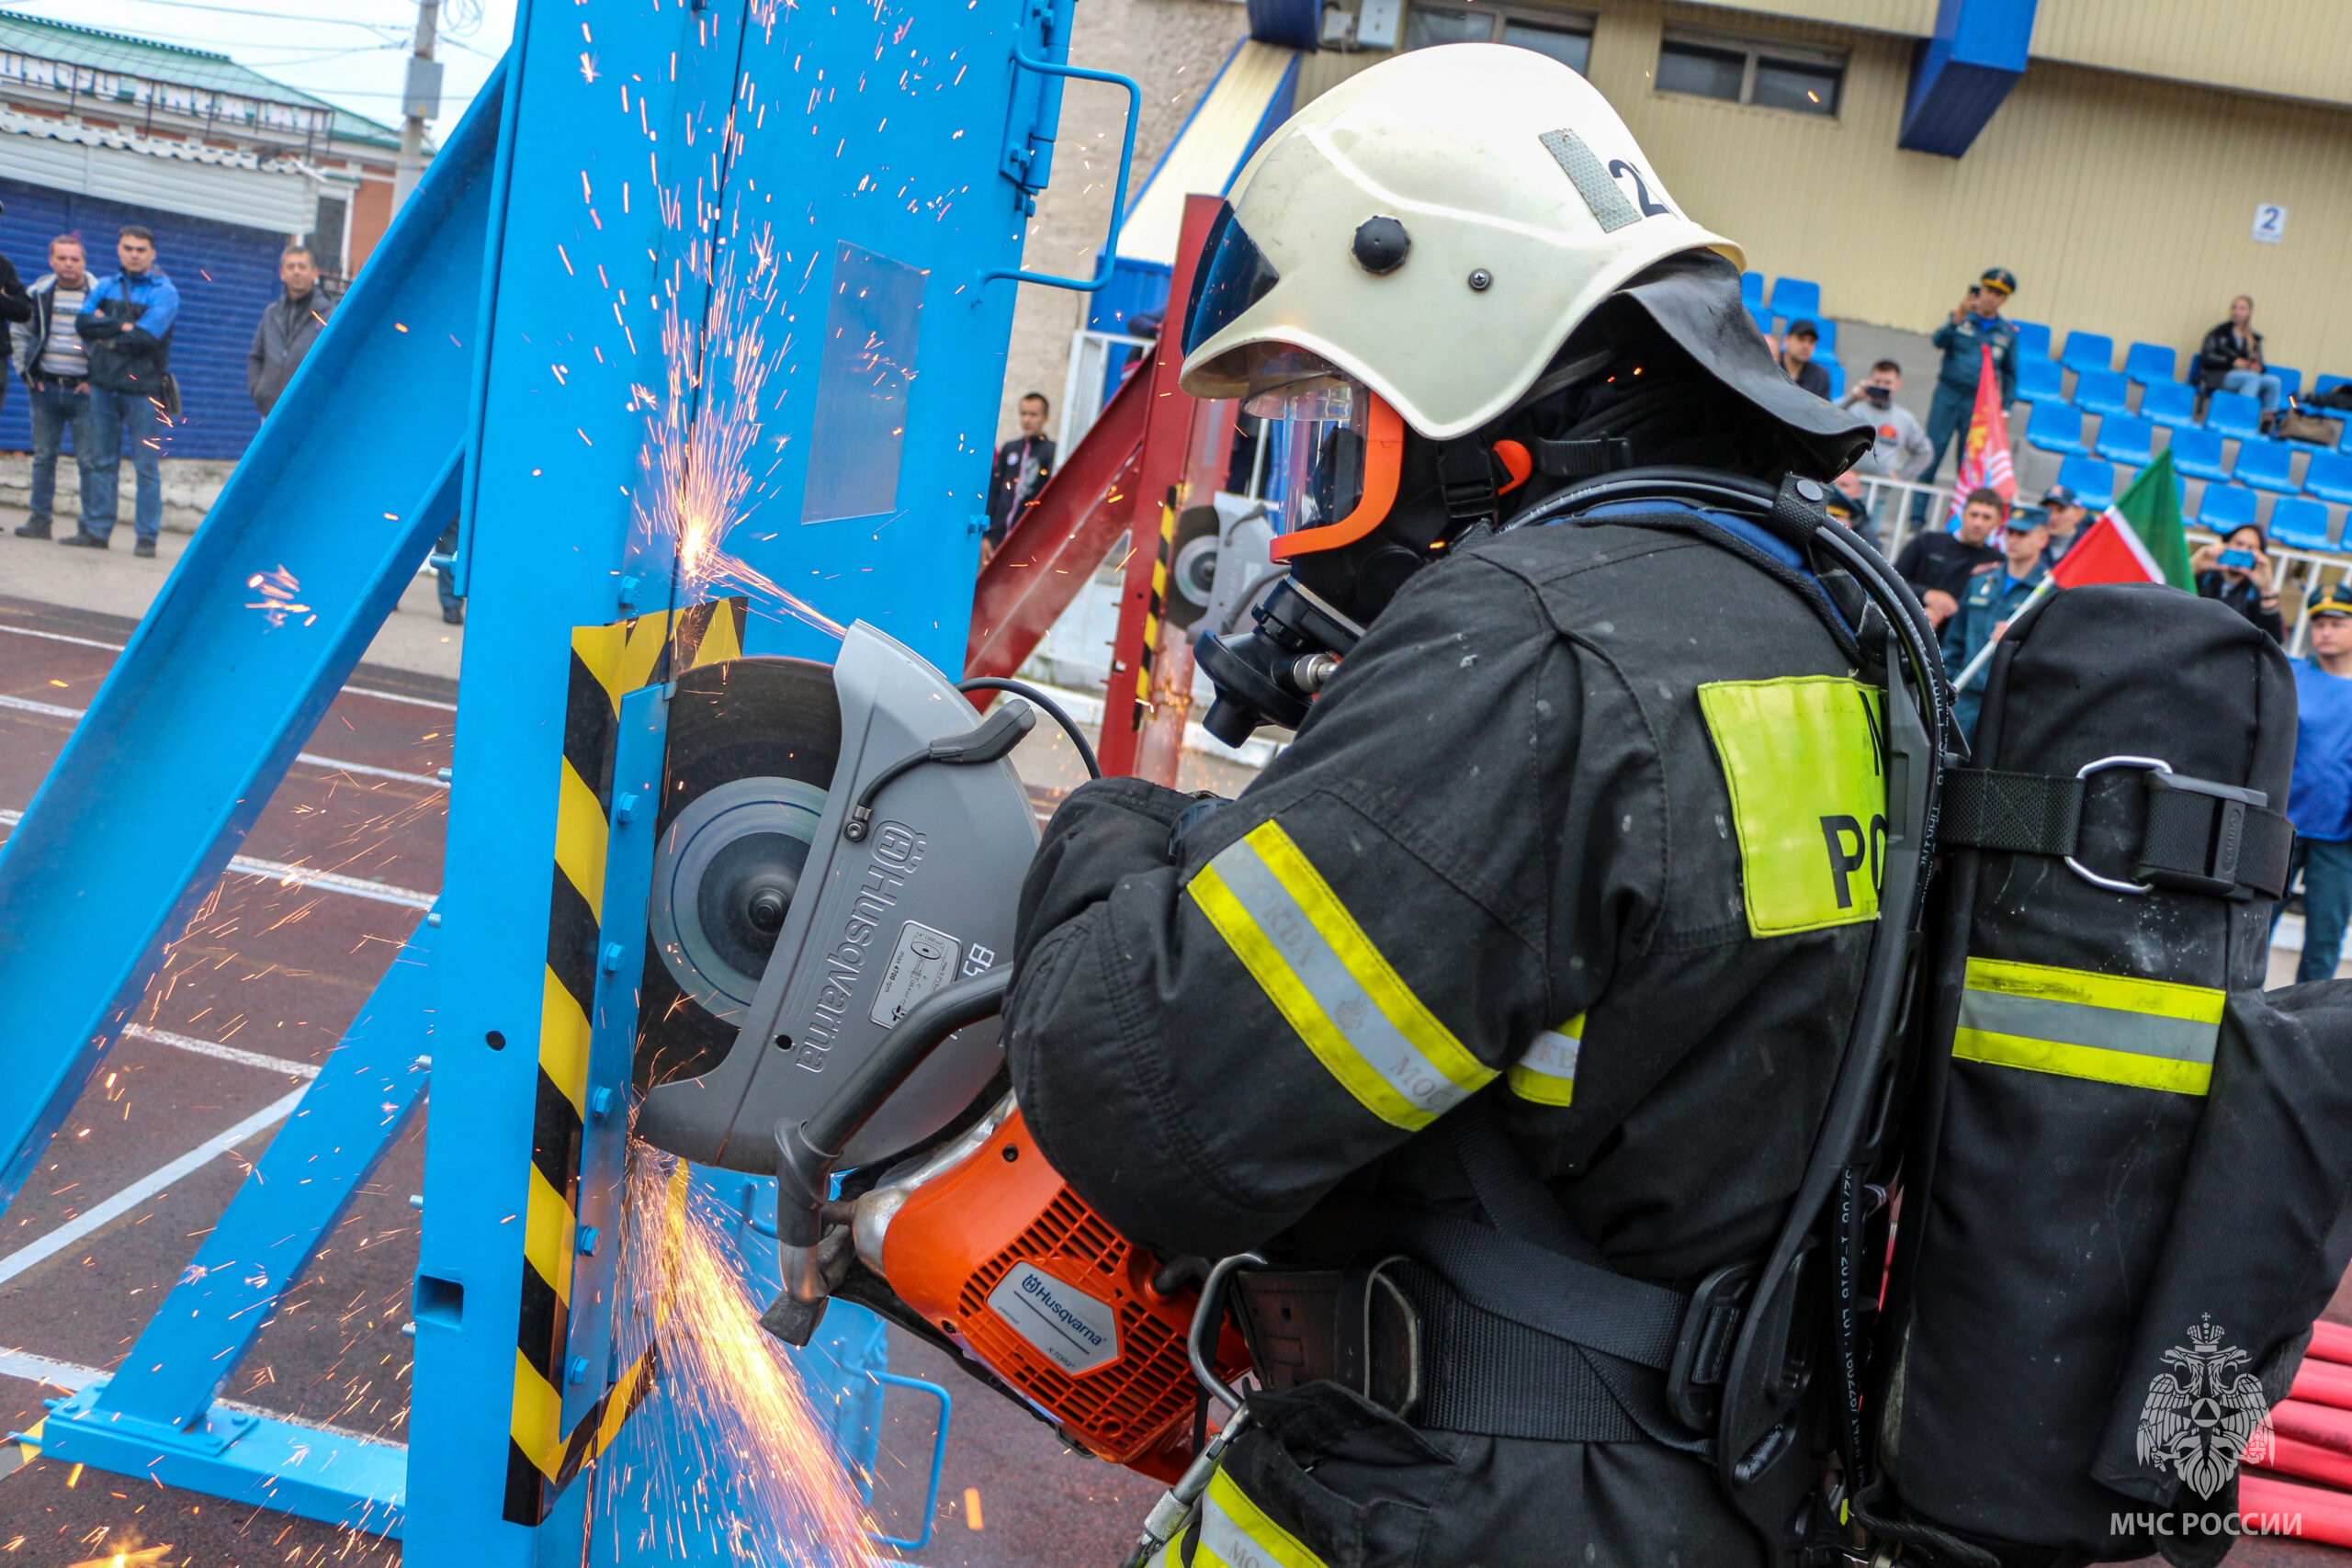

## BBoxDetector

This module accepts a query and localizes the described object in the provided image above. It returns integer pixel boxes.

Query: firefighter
[1004,43,1882,1567]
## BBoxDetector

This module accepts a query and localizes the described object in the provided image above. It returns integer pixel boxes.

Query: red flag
[2050,512,2165,589]
[1947,343,2017,523]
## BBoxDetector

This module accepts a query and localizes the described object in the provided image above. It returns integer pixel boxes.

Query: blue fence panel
[0,175,285,461]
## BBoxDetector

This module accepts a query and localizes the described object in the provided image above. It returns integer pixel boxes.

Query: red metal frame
[963,193,1236,784]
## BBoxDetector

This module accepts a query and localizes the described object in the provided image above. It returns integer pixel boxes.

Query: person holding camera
[2191,522,2284,642]
[1913,268,2019,523]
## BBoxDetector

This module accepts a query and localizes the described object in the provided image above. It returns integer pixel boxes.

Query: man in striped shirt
[10,235,98,543]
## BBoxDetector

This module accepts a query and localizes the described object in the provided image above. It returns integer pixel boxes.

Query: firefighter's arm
[1006,559,1627,1258]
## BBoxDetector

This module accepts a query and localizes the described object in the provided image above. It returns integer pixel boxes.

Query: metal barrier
[1057,328,1153,452]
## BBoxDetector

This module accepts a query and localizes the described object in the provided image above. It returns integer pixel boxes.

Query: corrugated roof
[0,12,406,152]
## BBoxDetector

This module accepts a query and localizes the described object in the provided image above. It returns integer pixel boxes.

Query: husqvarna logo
[987,1262,1120,1376]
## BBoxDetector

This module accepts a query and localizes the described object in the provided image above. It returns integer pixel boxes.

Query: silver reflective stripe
[1958,988,2217,1067]
[1539,128,1641,233]
[1205,835,1481,1123]
[1521,1026,1581,1079]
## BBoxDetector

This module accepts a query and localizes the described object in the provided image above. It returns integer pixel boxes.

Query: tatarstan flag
[2051,447,2195,592]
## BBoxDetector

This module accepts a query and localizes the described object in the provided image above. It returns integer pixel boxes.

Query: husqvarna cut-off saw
[630,623,1243,1483]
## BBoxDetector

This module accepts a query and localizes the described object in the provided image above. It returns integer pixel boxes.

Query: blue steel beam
[0,72,500,1213]
[36,923,437,1533]
[1899,0,2038,158]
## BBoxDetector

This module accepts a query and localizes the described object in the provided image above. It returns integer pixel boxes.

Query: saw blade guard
[635,621,1039,1170]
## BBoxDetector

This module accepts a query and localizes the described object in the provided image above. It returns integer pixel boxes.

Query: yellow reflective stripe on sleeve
[1195,1468,1330,1568]
[1507,1013,1584,1106]
[1952,956,2223,1096]
[1697,676,1886,937]
[1188,820,1495,1131]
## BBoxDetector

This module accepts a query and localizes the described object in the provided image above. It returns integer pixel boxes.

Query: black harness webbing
[1939,766,2292,897]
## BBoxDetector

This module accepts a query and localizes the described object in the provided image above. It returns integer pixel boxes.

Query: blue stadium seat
[2056,456,2116,512]
[1825,360,1846,400]
[1812,319,1838,356]
[2122,342,2177,387]
[1741,271,1766,310]
[2272,366,2303,400]
[2011,320,2052,361]
[2139,381,2199,431]
[1769,276,1822,325]
[2074,369,2133,420]
[2234,438,2300,495]
[2267,497,2335,551]
[1747,302,1775,338]
[2016,356,2066,406]
[2025,402,2090,457]
[2306,452,2352,505]
[2192,484,2259,533]
[2207,391,2266,442]
[2094,414,2155,468]
[2061,331,2116,376]
[2169,427,2232,482]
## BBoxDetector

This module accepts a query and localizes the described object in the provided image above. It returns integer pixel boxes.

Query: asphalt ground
[0,581,2340,1568]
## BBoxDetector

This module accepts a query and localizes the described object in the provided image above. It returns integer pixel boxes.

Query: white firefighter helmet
[1179,43,1741,441]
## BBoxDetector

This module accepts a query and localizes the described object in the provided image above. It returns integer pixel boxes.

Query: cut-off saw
[631,623,1244,1482]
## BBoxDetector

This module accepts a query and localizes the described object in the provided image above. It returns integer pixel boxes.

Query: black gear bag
[1871,582,2352,1565]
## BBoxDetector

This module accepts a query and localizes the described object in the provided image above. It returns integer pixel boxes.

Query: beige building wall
[1306,0,2352,378]
[993,0,1251,446]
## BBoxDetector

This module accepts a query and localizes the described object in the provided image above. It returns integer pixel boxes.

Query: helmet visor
[1182,201,1281,357]
[1249,372,1406,559]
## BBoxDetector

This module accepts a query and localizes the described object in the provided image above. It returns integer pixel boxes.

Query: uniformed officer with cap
[1001,42,1909,1568]
[1914,266,2021,521]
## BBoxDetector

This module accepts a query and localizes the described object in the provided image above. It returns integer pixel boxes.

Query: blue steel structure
[1899,0,2038,158]
[0,0,1128,1557]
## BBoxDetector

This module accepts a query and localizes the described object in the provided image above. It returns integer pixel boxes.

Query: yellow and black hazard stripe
[1130,487,1180,732]
[503,597,746,1526]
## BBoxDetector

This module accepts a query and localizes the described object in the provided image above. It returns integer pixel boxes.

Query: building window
[1657,30,1843,116]
[1403,6,1594,74]
[310,194,348,280]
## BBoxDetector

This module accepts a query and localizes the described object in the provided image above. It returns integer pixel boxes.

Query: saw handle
[772,966,1014,1250]
[842,700,1036,841]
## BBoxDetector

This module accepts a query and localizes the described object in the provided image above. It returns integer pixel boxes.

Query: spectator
[2197,296,2283,432]
[1941,506,2052,741]
[248,244,334,417]
[2038,482,2090,564]
[432,519,463,626]
[2279,582,2352,982]
[1915,267,2020,522]
[2190,523,2283,642]
[1839,359,1932,480]
[10,235,97,543]
[1894,486,2006,629]
[1777,320,1830,397]
[68,225,178,558]
[984,390,1055,555]
[1825,468,1880,552]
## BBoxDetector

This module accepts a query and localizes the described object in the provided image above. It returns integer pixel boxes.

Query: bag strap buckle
[2138,768,2271,897]
[1665,1259,1757,1432]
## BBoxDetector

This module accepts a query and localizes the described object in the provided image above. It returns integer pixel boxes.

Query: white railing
[1057,329,1153,454]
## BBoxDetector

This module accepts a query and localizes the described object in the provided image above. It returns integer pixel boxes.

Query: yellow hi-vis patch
[1697,676,1886,937]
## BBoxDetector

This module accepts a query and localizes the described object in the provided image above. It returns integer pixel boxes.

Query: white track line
[0,622,458,712]
[0,811,439,910]
[0,692,447,788]
[122,1023,321,1080]
[0,1346,403,1449]
[0,1086,310,1289]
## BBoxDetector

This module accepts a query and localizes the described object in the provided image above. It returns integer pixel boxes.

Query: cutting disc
[636,656,842,1091]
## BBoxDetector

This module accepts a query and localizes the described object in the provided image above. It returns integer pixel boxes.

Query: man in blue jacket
[1941,501,2048,740]
[65,224,178,557]
[2281,584,2352,981]
[1912,267,2019,523]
